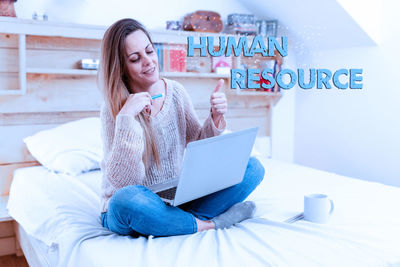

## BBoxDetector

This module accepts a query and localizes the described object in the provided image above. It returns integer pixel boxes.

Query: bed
[2,20,398,266]
[7,156,400,267]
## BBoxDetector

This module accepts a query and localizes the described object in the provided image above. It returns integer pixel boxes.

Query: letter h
[187,36,207,57]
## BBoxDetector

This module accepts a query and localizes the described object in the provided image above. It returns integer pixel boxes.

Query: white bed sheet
[7,158,400,267]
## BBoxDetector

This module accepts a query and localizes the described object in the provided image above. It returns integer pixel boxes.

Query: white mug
[304,194,334,223]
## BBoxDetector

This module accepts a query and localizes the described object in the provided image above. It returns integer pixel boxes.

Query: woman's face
[124,30,159,91]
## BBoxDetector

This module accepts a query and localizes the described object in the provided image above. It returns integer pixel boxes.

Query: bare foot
[195,218,215,232]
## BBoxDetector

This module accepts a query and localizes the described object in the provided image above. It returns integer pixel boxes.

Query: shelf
[24,68,231,79]
[151,29,255,45]
[0,90,24,96]
[161,72,230,79]
[27,68,98,76]
[23,68,280,99]
[0,17,106,40]
[0,18,282,102]
[234,90,282,96]
[0,17,257,44]
[231,90,282,106]
[23,68,281,98]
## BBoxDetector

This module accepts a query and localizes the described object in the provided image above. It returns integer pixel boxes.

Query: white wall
[271,44,296,162]
[294,0,400,186]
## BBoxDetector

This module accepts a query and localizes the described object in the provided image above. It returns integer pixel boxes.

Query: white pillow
[23,117,103,176]
[222,129,271,158]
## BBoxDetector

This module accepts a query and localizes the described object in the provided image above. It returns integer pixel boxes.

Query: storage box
[79,59,99,70]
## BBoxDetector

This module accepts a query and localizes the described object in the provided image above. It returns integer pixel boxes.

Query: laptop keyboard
[156,187,177,200]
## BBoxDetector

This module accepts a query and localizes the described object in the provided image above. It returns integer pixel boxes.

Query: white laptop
[148,127,258,206]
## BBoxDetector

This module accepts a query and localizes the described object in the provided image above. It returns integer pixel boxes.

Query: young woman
[99,18,265,237]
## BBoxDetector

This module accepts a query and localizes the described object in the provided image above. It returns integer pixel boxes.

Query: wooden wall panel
[0,47,18,73]
[27,36,101,51]
[1,34,102,50]
[0,75,101,113]
[26,49,100,69]
[0,35,101,71]
[0,33,17,48]
[0,107,267,164]
[0,124,65,164]
[0,110,99,126]
[0,163,40,196]
[0,73,18,90]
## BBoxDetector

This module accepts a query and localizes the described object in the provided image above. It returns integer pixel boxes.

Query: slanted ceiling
[236,0,378,50]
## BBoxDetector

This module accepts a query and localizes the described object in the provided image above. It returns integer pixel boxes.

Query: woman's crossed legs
[101,157,265,237]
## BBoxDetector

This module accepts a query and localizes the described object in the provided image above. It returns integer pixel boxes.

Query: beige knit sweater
[100,78,226,212]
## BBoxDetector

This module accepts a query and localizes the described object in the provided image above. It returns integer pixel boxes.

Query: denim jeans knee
[244,157,265,187]
[103,185,197,237]
[109,185,149,216]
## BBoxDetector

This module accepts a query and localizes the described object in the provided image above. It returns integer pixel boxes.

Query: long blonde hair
[99,18,160,169]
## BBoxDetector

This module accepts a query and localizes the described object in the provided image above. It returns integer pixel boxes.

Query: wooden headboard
[0,17,281,196]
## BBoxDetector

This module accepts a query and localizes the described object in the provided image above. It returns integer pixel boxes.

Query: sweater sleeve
[100,104,146,188]
[177,83,227,144]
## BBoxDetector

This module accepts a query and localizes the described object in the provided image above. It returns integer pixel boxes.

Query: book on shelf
[154,43,186,72]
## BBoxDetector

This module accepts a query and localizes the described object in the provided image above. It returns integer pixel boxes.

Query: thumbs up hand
[210,79,227,129]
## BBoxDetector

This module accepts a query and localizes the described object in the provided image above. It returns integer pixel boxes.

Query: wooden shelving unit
[0,16,282,103]
[161,72,230,79]
[24,68,231,79]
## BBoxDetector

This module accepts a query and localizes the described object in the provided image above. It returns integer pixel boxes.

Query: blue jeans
[101,157,265,237]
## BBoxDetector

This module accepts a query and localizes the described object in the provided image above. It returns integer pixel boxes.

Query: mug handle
[329,199,335,215]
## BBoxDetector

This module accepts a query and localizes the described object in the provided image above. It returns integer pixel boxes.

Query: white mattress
[7,158,400,267]
[16,222,57,267]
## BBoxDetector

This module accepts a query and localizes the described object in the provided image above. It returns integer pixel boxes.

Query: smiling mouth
[143,67,155,74]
